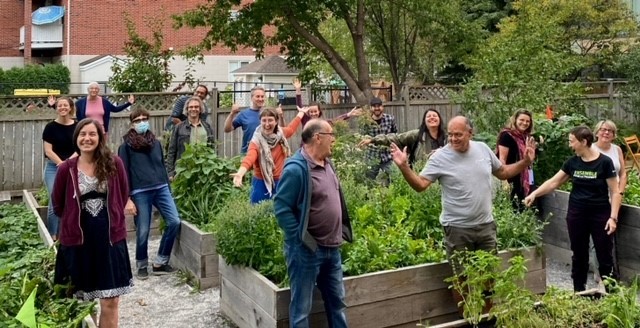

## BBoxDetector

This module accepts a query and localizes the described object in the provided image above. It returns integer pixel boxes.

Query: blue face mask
[134,121,150,134]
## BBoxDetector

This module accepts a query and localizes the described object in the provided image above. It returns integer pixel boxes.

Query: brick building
[0,0,281,93]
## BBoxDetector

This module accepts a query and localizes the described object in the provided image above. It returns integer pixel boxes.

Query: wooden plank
[618,266,640,282]
[178,220,216,255]
[220,275,278,328]
[544,243,572,265]
[14,121,24,189]
[33,121,45,189]
[219,256,280,316]
[3,122,14,190]
[0,190,11,203]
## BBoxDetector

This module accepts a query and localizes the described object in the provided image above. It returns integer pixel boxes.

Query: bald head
[447,116,473,152]
[301,119,330,144]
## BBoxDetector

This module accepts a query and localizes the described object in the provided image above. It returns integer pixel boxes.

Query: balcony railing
[19,21,63,50]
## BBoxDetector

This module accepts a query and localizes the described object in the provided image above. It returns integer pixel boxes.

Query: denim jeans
[132,185,181,269]
[284,240,348,328]
[250,176,279,204]
[43,160,60,237]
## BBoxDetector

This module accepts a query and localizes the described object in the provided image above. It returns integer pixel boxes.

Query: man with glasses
[361,97,397,185]
[389,116,536,312]
[165,85,210,130]
[274,119,352,328]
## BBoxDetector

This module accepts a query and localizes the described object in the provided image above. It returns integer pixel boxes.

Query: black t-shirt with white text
[562,154,616,207]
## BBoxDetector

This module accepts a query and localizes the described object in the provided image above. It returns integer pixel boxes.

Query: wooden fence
[0,91,636,191]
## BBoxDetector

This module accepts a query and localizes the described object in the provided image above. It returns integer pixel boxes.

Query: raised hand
[357,138,372,148]
[231,104,241,115]
[293,78,302,91]
[524,136,537,164]
[297,106,310,114]
[390,143,409,167]
[348,106,363,118]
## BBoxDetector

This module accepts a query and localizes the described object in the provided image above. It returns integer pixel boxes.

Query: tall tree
[174,0,374,103]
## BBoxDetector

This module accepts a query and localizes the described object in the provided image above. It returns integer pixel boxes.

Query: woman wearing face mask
[293,78,362,127]
[232,106,309,204]
[118,108,181,280]
[358,108,446,166]
[166,96,215,180]
[42,97,78,240]
[497,109,535,211]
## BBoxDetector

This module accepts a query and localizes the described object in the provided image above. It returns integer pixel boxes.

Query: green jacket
[370,129,444,163]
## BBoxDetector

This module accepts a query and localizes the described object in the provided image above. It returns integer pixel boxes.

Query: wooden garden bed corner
[219,247,546,328]
[169,220,219,289]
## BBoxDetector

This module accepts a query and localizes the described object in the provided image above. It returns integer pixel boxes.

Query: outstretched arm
[390,143,433,192]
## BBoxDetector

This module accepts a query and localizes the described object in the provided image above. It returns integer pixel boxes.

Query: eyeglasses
[316,132,335,137]
[187,106,201,109]
[599,128,615,134]
[132,118,148,124]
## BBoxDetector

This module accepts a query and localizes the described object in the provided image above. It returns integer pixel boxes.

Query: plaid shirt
[363,113,397,163]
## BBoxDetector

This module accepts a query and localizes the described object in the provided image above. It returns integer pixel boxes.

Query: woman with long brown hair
[52,118,133,328]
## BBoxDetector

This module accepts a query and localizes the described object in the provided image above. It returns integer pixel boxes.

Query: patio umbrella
[31,6,65,25]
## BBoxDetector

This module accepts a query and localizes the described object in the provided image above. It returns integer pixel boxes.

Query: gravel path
[114,238,604,328]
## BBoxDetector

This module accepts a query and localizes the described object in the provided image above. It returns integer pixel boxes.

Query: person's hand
[47,95,56,108]
[390,143,409,167]
[523,194,536,207]
[348,106,363,118]
[231,172,244,187]
[297,106,309,114]
[276,104,284,116]
[524,136,537,165]
[128,94,136,104]
[357,138,372,148]
[231,104,241,115]
[293,78,302,91]
[605,218,617,235]
[125,199,137,216]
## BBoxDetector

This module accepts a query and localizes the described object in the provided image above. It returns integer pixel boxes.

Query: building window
[228,60,249,82]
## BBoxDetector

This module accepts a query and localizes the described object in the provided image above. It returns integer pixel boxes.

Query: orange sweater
[241,116,301,180]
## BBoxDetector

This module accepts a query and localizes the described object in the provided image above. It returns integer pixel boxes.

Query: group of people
[42,83,214,328]
[41,81,626,327]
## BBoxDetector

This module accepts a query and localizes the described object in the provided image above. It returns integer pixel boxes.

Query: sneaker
[137,268,149,280]
[152,264,176,275]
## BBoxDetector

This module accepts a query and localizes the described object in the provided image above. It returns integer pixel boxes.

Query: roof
[231,55,298,74]
[79,55,116,66]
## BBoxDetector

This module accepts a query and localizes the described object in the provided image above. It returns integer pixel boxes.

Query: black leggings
[566,204,615,291]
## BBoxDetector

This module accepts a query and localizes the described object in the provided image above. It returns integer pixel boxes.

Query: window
[228,60,249,82]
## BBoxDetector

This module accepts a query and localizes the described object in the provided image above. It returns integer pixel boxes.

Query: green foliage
[623,169,640,206]
[0,204,94,327]
[171,143,240,227]
[218,85,234,108]
[35,186,49,207]
[600,278,640,328]
[493,187,546,249]
[0,64,70,95]
[533,114,593,182]
[616,45,640,131]
[209,199,287,286]
[109,13,174,92]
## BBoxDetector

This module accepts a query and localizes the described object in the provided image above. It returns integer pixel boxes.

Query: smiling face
[87,83,100,98]
[447,117,472,153]
[252,89,266,109]
[260,115,278,135]
[76,122,100,154]
[515,113,532,133]
[425,110,440,128]
[596,123,616,144]
[193,86,208,100]
[308,105,321,119]
[371,103,384,118]
[315,121,335,158]
[187,100,202,120]
[56,99,72,117]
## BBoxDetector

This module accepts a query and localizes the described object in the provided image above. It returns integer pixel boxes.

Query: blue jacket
[76,97,131,132]
[117,136,170,191]
[274,150,353,252]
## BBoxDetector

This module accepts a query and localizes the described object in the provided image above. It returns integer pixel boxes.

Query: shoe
[137,268,149,280]
[152,264,176,275]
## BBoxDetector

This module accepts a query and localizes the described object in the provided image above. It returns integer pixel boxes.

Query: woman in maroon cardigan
[52,118,133,328]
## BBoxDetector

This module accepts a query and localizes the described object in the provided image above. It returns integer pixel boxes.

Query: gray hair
[182,96,205,116]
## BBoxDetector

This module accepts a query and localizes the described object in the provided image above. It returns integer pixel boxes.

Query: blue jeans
[250,176,279,204]
[284,240,348,328]
[132,185,181,269]
[43,160,60,237]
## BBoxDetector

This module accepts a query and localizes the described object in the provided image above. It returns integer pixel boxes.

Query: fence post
[402,85,410,131]
[607,78,614,110]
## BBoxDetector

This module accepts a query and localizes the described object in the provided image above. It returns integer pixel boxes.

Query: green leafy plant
[623,169,640,207]
[210,198,287,286]
[0,204,95,327]
[600,278,640,328]
[493,187,546,250]
[0,64,70,95]
[171,143,240,227]
[35,186,49,207]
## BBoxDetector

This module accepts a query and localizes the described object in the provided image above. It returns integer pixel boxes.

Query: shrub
[0,64,70,95]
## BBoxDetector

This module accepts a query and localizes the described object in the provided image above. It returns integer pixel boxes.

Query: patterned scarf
[251,125,290,197]
[123,129,156,152]
[497,128,531,195]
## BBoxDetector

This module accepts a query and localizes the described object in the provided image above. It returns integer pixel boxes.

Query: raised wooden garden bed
[219,247,545,328]
[539,190,640,282]
[169,220,218,289]
[22,190,98,328]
